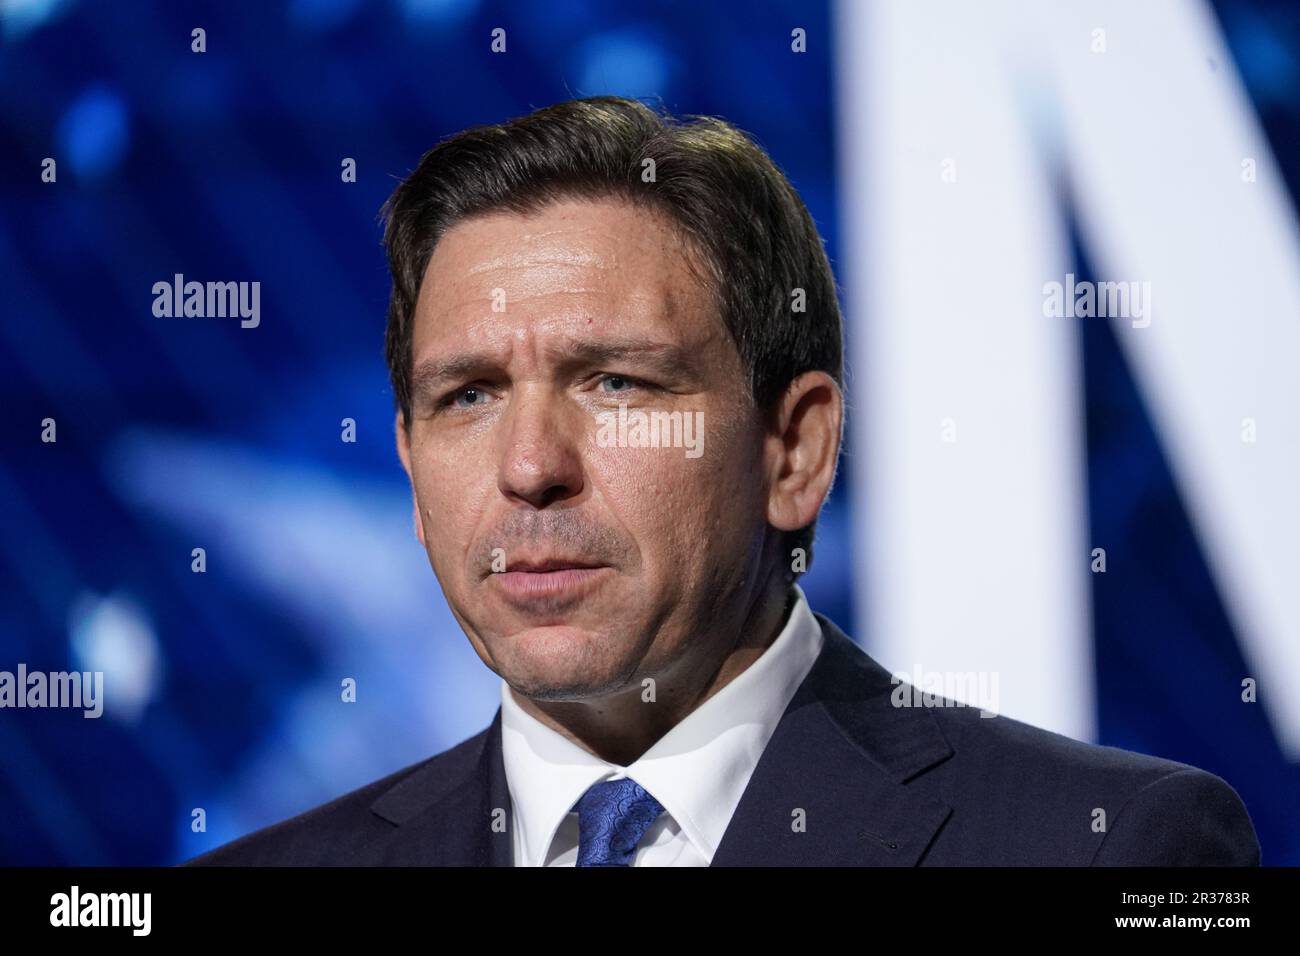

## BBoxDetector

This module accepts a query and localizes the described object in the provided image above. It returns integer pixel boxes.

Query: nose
[496,385,585,509]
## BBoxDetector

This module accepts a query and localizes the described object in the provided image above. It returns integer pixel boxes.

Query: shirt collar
[500,583,825,866]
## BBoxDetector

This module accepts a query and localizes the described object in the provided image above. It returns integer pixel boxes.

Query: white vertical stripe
[835,0,1094,740]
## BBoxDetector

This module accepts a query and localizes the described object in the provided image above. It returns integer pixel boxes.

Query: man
[186,96,1259,867]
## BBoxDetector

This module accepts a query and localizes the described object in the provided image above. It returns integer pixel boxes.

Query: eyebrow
[409,336,705,400]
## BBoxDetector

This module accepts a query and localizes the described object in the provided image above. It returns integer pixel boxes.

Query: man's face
[396,197,772,702]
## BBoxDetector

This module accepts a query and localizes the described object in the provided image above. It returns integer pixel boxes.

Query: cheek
[587,423,762,565]
[410,441,493,564]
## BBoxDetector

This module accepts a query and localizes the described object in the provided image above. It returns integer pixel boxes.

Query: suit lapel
[363,709,513,865]
[711,614,954,866]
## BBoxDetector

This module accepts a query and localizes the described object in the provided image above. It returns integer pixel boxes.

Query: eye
[442,385,491,411]
[598,374,644,394]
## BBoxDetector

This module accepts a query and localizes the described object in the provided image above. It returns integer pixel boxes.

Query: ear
[395,409,427,549]
[765,371,844,537]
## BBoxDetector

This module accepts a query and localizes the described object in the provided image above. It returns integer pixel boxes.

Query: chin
[494,624,632,701]
[504,666,627,702]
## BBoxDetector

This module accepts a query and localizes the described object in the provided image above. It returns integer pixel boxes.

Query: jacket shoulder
[924,703,1260,865]
[812,615,1259,865]
[180,728,487,866]
[1088,765,1261,866]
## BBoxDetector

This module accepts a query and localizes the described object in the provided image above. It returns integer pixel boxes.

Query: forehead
[411,197,720,358]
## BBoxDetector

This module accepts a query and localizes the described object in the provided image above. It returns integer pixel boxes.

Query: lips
[505,557,602,573]
[491,558,611,604]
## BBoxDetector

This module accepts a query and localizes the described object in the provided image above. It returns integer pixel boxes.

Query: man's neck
[512,579,797,766]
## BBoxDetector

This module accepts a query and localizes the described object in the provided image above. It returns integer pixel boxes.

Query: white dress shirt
[500,583,826,866]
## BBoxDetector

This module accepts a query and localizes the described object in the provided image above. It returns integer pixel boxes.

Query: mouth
[505,557,603,573]
[490,557,611,603]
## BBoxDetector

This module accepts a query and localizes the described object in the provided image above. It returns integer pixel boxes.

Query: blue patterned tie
[574,778,666,866]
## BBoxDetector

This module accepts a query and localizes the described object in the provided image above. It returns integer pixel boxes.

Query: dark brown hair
[381,96,843,577]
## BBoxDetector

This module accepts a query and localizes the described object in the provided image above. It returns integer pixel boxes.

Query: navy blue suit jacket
[184,613,1260,866]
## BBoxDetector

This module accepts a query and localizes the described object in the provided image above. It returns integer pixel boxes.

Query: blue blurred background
[0,0,1295,865]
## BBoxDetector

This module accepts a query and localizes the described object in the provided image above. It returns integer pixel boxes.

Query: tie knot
[574,777,666,866]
